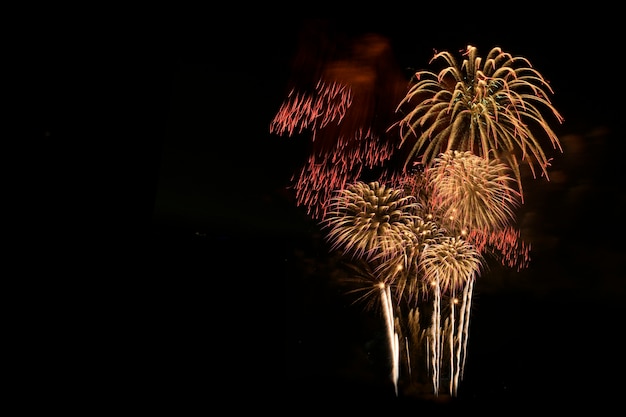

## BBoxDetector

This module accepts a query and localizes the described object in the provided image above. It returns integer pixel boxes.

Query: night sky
[152,18,624,412]
[29,14,624,413]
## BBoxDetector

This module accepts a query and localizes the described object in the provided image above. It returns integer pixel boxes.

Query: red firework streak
[270,22,408,220]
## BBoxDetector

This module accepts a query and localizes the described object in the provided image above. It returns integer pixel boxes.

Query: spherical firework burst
[428,150,521,232]
[421,237,483,294]
[395,45,563,200]
[322,181,419,262]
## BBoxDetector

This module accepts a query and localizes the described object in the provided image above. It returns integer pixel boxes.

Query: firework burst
[427,150,521,232]
[395,45,564,200]
[421,236,483,295]
[322,181,419,262]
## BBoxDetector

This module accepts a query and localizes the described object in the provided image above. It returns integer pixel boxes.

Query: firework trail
[448,296,456,396]
[449,278,475,396]
[379,283,399,396]
[420,276,476,397]
[404,336,412,380]
[458,277,475,383]
[430,278,442,395]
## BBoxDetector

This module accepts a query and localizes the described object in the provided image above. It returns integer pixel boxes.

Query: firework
[420,236,482,395]
[321,181,420,391]
[322,180,485,396]
[427,150,521,233]
[270,26,407,219]
[421,237,483,295]
[275,38,563,400]
[395,45,564,201]
[322,181,419,262]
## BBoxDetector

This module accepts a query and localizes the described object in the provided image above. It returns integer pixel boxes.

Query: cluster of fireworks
[272,33,563,398]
